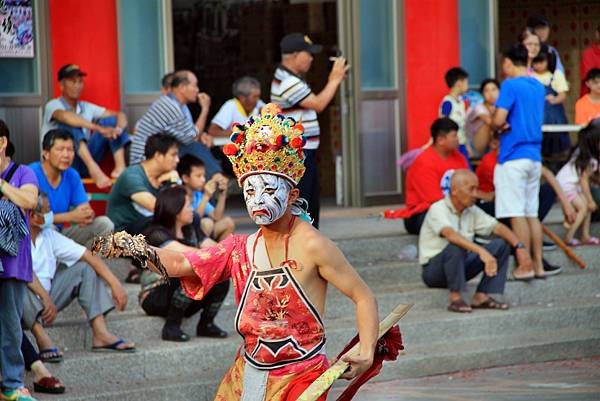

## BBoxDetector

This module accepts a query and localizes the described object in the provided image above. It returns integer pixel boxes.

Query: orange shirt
[575,95,600,125]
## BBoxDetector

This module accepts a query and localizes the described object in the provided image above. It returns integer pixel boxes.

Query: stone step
[32,297,600,388]
[51,251,600,328]
[60,240,600,325]
[33,308,600,400]
[334,226,600,268]
[41,264,600,352]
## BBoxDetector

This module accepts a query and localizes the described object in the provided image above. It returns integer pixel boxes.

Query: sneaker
[542,259,563,276]
[543,240,557,251]
[1,388,38,401]
[197,322,228,338]
[161,323,190,342]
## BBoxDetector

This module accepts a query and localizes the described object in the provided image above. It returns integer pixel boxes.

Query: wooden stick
[297,304,413,401]
[542,224,586,269]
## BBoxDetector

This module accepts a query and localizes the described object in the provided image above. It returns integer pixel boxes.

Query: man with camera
[271,33,349,228]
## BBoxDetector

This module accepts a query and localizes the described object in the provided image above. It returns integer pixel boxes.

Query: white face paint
[243,174,291,225]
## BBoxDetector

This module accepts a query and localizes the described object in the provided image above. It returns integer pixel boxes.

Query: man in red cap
[271,33,349,228]
[41,64,130,188]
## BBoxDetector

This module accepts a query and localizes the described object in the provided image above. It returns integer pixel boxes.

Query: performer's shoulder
[294,221,335,250]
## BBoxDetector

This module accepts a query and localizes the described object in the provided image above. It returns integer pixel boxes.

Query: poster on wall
[0,0,33,58]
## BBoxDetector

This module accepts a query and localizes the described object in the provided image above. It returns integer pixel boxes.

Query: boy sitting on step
[177,154,235,243]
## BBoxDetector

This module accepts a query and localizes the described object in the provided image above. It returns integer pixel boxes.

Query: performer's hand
[340,353,374,380]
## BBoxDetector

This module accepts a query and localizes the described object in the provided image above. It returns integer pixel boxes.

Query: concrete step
[52,250,600,324]
[57,240,600,325]
[335,229,600,269]
[33,303,600,400]
[41,262,600,352]
[32,297,600,388]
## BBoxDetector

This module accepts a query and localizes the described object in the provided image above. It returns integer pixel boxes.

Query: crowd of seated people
[0,66,253,399]
[395,16,600,315]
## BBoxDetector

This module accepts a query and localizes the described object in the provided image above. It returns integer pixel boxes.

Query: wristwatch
[513,241,526,250]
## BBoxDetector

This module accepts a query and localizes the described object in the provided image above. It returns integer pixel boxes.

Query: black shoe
[542,259,563,276]
[543,240,557,251]
[162,324,190,342]
[197,322,228,338]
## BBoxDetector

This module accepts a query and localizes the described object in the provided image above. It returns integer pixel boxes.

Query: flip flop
[92,339,136,353]
[39,347,63,363]
[509,271,535,282]
[447,299,472,313]
[566,238,581,247]
[471,296,509,310]
[34,376,65,394]
[582,236,600,246]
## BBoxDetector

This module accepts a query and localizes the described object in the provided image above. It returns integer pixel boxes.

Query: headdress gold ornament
[223,103,306,185]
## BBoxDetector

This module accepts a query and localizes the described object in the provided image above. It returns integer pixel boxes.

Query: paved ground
[328,357,600,401]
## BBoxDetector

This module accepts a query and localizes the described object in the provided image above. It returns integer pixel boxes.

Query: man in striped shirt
[130,70,223,179]
[271,33,349,228]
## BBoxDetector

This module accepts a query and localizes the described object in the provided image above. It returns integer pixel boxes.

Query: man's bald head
[450,169,478,210]
[450,169,477,190]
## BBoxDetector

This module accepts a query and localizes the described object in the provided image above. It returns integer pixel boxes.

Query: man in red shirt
[395,118,469,234]
[581,24,600,96]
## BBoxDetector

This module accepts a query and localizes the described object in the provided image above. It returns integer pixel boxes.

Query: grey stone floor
[327,357,600,401]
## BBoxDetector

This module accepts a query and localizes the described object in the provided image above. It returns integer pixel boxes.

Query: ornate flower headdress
[223,103,306,185]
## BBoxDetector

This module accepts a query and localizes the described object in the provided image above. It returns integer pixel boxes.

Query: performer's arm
[147,246,194,277]
[308,234,379,379]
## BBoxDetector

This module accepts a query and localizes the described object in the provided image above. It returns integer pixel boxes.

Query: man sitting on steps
[29,129,114,249]
[41,64,130,188]
[419,170,533,313]
[22,193,134,363]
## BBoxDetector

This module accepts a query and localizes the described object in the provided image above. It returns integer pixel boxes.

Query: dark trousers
[20,332,38,371]
[422,239,510,294]
[297,149,320,228]
[62,116,131,178]
[404,211,427,235]
[141,278,229,324]
[478,182,555,223]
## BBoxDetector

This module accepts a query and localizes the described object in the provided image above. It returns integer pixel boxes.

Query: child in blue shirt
[177,155,235,242]
[440,67,471,160]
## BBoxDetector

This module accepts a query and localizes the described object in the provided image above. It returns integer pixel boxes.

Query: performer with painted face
[94,103,379,401]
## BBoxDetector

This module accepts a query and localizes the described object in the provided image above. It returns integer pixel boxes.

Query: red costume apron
[235,223,326,370]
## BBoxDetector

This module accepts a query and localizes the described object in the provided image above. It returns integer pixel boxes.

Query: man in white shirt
[271,33,349,228]
[208,76,264,176]
[208,76,265,139]
[42,64,130,189]
[419,170,532,313]
[22,193,134,361]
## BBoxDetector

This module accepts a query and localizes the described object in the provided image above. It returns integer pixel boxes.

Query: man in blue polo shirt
[29,130,113,248]
[492,43,546,281]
